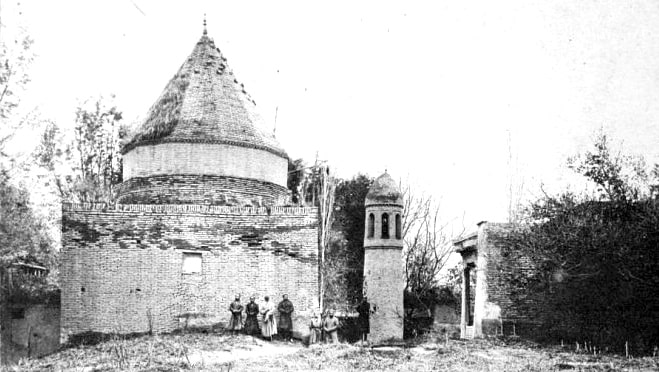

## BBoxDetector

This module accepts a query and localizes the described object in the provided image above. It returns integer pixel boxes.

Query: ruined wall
[363,248,404,342]
[117,175,289,207]
[477,223,540,337]
[61,203,319,343]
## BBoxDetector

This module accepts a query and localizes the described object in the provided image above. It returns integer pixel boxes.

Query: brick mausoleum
[453,222,538,339]
[60,24,319,342]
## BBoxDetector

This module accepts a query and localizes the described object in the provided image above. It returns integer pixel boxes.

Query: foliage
[326,174,373,307]
[0,1,34,124]
[0,174,58,305]
[498,132,659,353]
[33,96,126,203]
[0,174,56,270]
[0,1,38,174]
[287,158,305,204]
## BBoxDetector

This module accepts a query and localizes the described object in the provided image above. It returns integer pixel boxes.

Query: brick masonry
[60,203,319,343]
[363,248,404,342]
[363,201,404,343]
[455,222,539,338]
[116,174,290,207]
[122,139,287,187]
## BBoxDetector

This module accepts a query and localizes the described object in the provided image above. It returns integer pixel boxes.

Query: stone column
[460,267,469,338]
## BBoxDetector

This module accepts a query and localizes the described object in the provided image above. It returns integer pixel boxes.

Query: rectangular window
[11,308,25,319]
[182,252,202,274]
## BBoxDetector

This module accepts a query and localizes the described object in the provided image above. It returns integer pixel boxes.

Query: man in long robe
[227,295,244,334]
[244,296,260,336]
[323,309,340,344]
[260,295,277,341]
[356,297,371,345]
[308,311,323,345]
[277,294,294,342]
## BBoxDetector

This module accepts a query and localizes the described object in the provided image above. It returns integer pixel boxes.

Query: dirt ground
[3,331,658,371]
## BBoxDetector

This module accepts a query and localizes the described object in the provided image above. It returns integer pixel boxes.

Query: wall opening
[182,252,202,274]
[395,213,401,239]
[381,213,390,239]
[465,265,476,326]
[367,213,375,238]
[10,307,25,319]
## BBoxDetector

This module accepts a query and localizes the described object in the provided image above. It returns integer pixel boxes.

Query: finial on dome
[203,14,207,35]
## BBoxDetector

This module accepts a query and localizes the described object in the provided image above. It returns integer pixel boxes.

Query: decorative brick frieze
[116,174,290,207]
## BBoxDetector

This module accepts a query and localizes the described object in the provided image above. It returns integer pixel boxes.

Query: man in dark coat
[277,294,294,341]
[244,296,261,336]
[357,297,371,344]
[228,295,244,334]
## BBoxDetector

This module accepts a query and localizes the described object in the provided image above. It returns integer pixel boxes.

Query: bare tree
[400,182,454,301]
[317,164,336,311]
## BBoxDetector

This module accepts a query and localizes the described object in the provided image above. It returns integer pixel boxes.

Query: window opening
[367,213,375,238]
[182,252,202,274]
[395,214,401,239]
[382,213,390,239]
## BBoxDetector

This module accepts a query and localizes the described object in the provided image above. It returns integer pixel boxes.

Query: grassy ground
[3,331,658,371]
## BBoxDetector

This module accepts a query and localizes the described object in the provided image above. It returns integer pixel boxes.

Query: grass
[3,331,658,371]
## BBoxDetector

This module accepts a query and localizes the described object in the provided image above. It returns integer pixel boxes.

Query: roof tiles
[123,33,286,158]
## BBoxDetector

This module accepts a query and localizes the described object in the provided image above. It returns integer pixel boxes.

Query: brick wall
[363,248,404,342]
[60,203,319,343]
[116,175,290,207]
[477,223,540,337]
[123,143,288,187]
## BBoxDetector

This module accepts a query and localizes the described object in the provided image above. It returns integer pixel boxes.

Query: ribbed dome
[365,172,403,206]
[122,31,286,158]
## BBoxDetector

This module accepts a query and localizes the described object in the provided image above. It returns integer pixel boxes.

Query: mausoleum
[60,22,319,342]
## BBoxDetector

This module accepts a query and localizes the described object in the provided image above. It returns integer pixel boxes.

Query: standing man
[260,295,277,341]
[356,296,371,345]
[244,296,260,336]
[277,294,294,342]
[308,311,323,345]
[323,309,340,344]
[228,295,244,334]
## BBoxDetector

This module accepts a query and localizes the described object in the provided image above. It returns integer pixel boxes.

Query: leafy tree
[0,1,36,172]
[499,132,659,353]
[0,174,55,266]
[287,158,306,204]
[34,96,126,203]
[323,174,373,310]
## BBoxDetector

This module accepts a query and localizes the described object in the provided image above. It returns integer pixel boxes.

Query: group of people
[227,294,372,345]
[227,294,295,342]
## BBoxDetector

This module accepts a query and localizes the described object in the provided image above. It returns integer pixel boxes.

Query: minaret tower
[363,171,404,342]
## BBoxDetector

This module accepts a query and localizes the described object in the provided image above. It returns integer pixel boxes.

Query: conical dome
[122,32,285,157]
[365,172,403,206]
[117,25,289,207]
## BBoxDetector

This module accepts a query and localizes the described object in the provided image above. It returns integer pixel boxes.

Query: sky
[3,0,659,233]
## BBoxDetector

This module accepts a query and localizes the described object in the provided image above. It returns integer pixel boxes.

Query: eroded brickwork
[456,222,539,338]
[61,203,319,343]
[479,223,539,336]
[122,143,288,187]
[363,248,404,342]
[117,175,289,207]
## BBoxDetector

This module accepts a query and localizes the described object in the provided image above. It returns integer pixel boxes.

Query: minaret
[363,171,404,342]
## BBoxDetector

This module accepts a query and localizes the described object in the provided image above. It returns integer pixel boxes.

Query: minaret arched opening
[395,213,401,239]
[367,213,375,238]
[381,213,390,239]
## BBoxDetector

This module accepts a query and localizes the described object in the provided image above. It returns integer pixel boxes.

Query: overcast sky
[4,0,659,231]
